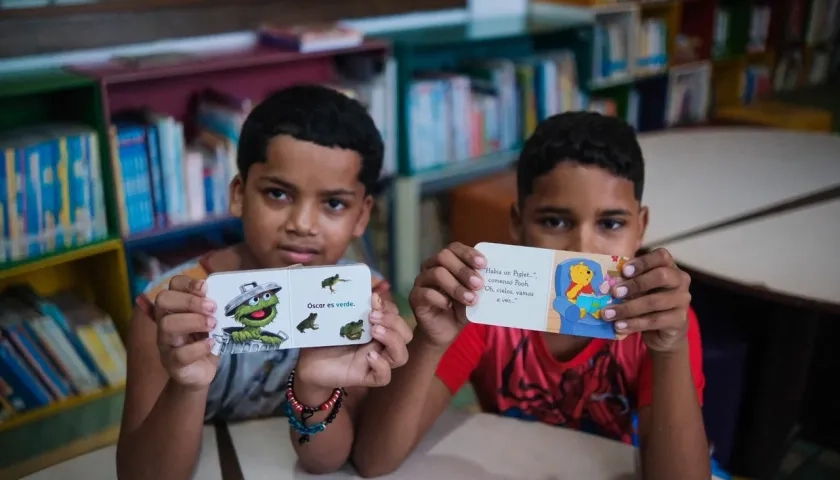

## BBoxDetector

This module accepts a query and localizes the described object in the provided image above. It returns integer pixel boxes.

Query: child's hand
[153,275,220,389]
[409,242,486,348]
[601,248,692,353]
[295,293,412,391]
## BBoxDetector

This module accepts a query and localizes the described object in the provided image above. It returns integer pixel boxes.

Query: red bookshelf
[69,41,389,129]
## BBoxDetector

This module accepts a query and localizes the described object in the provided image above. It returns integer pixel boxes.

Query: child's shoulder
[135,256,212,316]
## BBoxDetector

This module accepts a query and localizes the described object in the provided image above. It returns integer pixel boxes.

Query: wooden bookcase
[0,69,129,480]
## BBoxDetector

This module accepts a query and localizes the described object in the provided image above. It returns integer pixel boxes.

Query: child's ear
[229,174,245,218]
[509,202,523,244]
[636,205,649,251]
[352,194,374,238]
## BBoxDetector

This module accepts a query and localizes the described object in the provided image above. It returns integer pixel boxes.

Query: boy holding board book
[117,85,413,478]
[353,112,710,480]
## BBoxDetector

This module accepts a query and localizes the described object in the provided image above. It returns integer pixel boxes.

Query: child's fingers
[421,248,483,292]
[371,324,409,367]
[612,309,683,335]
[603,291,689,321]
[624,248,675,277]
[409,287,452,312]
[382,299,400,315]
[156,289,217,316]
[371,292,383,311]
[445,242,487,269]
[158,313,215,348]
[165,337,214,368]
[372,311,413,347]
[364,350,392,387]
[421,266,476,306]
[169,275,206,295]
[612,267,685,299]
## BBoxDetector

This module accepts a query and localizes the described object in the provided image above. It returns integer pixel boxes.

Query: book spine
[0,147,8,263]
[88,131,108,240]
[0,338,51,408]
[107,127,130,237]
[55,135,71,248]
[22,144,42,258]
[146,125,167,228]
[39,139,59,252]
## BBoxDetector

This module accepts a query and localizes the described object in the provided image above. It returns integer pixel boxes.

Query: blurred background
[0,1,838,479]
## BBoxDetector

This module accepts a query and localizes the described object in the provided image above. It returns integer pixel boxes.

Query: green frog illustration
[339,320,365,341]
[321,274,350,294]
[224,282,286,345]
[296,312,319,333]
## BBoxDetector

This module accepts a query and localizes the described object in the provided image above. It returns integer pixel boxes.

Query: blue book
[0,338,51,409]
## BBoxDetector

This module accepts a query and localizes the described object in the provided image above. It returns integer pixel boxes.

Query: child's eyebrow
[599,209,632,217]
[535,206,573,215]
[320,188,357,197]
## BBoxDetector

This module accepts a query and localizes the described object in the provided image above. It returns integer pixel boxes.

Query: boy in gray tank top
[120,85,413,478]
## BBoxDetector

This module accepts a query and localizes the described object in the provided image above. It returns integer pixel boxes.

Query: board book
[206,264,372,355]
[466,242,629,340]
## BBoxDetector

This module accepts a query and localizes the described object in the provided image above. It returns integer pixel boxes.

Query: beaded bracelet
[285,369,345,444]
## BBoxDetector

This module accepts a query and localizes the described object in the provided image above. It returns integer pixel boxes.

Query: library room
[0,0,838,479]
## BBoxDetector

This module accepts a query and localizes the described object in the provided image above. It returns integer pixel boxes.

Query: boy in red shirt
[354,112,709,479]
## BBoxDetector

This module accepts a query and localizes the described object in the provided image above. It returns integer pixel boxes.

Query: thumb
[371,292,383,312]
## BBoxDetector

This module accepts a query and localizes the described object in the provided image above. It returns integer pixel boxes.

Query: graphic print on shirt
[497,336,634,443]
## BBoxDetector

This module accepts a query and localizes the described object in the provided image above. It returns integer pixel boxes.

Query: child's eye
[599,219,625,231]
[540,217,569,229]
[265,189,287,201]
[249,297,259,306]
[326,198,346,211]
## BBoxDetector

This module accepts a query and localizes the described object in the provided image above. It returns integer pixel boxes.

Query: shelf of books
[379,9,599,294]
[0,69,130,479]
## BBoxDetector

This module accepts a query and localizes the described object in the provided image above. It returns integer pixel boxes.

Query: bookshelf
[376,10,597,295]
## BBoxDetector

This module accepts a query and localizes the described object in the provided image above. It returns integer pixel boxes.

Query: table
[227,408,641,479]
[21,425,222,480]
[660,199,840,478]
[640,127,840,246]
[661,198,840,311]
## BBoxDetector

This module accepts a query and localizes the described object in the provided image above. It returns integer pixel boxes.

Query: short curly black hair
[517,111,644,203]
[236,84,383,193]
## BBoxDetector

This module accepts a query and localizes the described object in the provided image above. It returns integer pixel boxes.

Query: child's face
[511,162,648,258]
[229,135,373,268]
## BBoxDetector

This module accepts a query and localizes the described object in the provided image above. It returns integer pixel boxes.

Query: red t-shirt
[435,307,705,444]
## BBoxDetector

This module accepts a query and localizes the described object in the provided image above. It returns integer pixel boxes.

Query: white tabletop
[661,198,840,308]
[228,408,640,479]
[22,425,222,480]
[640,128,840,246]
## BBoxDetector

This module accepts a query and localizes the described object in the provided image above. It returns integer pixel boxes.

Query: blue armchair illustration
[552,258,617,339]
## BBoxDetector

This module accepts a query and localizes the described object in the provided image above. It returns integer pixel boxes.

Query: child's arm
[117,277,218,480]
[353,243,488,477]
[288,382,367,474]
[290,293,413,474]
[601,248,709,480]
[353,337,454,477]
[638,343,708,480]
